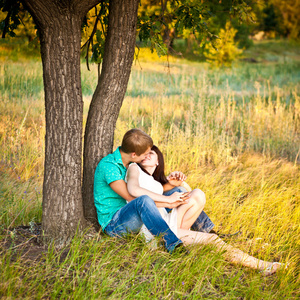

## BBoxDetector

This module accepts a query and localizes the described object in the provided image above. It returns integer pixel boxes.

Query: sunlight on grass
[0,42,299,298]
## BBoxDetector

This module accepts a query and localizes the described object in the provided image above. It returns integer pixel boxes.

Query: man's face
[131,147,151,163]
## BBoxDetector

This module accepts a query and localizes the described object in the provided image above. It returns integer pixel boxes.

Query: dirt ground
[1,224,99,263]
[1,224,49,262]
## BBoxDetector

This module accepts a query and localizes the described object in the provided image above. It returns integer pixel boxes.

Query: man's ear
[131,152,137,158]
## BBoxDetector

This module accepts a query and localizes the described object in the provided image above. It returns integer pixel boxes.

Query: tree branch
[81,1,106,71]
[81,7,101,71]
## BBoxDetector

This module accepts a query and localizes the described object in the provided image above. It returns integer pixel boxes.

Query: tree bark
[82,0,140,225]
[23,0,100,246]
[41,14,85,246]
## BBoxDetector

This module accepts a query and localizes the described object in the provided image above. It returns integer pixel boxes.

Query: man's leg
[163,186,215,233]
[105,195,183,253]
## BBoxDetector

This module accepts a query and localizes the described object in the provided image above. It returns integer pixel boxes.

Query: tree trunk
[23,0,99,246]
[41,15,85,246]
[82,0,140,225]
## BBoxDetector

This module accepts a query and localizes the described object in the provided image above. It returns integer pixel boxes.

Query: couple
[94,129,282,275]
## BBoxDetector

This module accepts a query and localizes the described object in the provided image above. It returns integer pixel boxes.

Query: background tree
[270,0,300,39]
[204,21,243,67]
[249,0,300,40]
[0,0,254,246]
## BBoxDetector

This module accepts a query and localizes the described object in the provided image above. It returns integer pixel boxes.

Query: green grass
[0,39,300,298]
[244,39,300,63]
[1,231,299,299]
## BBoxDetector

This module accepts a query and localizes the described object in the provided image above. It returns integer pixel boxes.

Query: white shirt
[127,163,164,195]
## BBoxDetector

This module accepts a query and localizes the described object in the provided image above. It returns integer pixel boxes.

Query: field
[0,39,300,298]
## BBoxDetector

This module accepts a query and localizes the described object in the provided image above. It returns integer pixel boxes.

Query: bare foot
[260,262,282,276]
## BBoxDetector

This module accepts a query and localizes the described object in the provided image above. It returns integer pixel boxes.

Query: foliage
[0,37,40,61]
[204,22,243,67]
[137,12,168,57]
[232,20,254,49]
[0,0,21,38]
[251,0,300,40]
[81,2,109,66]
[137,0,255,58]
[0,0,256,65]
[79,0,253,67]
[262,4,279,33]
[270,0,300,39]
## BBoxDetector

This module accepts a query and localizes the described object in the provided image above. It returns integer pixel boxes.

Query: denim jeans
[105,195,183,253]
[163,186,215,233]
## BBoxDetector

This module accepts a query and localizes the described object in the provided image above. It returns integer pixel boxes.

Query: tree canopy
[2,1,299,58]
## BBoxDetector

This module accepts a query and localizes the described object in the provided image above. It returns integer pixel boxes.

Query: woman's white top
[126,163,178,241]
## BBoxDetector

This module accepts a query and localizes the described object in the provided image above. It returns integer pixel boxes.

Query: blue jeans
[163,187,215,233]
[105,195,183,253]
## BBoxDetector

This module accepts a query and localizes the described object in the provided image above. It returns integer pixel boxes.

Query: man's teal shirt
[94,147,127,230]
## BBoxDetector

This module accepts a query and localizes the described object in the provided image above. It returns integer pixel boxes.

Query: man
[94,128,215,253]
[94,129,186,253]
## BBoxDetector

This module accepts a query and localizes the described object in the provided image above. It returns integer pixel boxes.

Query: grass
[2,233,284,299]
[243,39,300,63]
[0,39,300,298]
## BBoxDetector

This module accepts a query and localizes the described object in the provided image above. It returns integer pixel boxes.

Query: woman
[126,145,284,276]
[126,147,206,242]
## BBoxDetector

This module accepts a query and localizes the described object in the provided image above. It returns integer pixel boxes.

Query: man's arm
[109,180,135,202]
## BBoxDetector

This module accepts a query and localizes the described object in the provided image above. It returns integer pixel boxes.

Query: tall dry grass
[0,46,299,298]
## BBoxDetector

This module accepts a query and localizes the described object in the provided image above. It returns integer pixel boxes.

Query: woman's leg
[176,229,281,275]
[163,186,215,233]
[176,189,206,230]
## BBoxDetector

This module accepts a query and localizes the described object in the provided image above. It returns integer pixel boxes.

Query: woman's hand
[167,171,187,182]
[167,171,187,187]
[167,192,190,203]
[156,192,190,208]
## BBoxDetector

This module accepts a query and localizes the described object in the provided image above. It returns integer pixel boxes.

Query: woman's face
[140,150,158,168]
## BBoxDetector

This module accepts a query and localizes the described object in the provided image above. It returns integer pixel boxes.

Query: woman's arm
[180,181,192,192]
[163,182,179,192]
[127,164,184,204]
[163,177,192,192]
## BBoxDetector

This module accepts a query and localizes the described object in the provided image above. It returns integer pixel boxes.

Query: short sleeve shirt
[94,147,127,230]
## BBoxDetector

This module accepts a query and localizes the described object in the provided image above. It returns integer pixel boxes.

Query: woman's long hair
[138,145,168,185]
